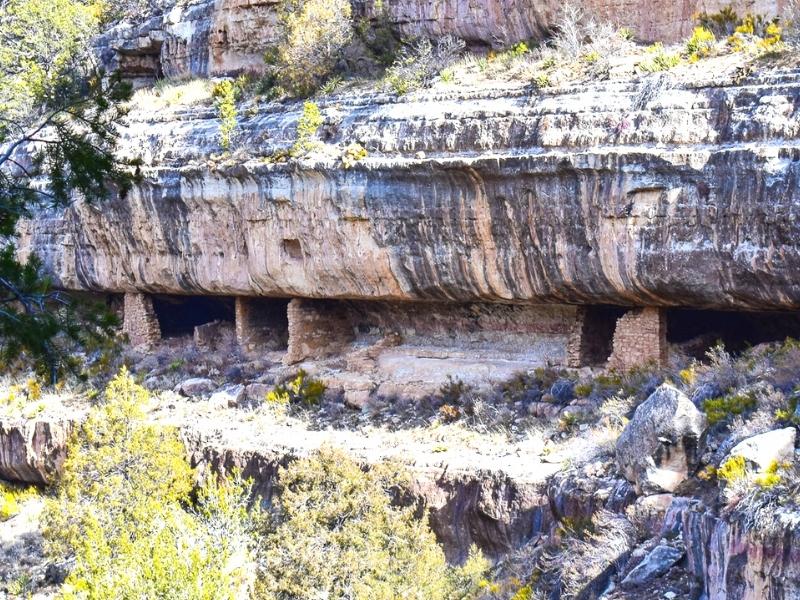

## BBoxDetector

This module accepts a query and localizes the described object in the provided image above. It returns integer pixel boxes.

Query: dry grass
[130,78,215,112]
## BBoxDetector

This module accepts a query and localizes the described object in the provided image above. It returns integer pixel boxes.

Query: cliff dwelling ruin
[116,290,800,380]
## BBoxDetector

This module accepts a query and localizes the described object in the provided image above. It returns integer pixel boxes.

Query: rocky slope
[97,0,783,83]
[3,368,800,598]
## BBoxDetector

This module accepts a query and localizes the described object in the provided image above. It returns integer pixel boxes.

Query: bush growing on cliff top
[274,0,354,96]
[256,446,489,599]
[212,79,240,150]
[290,101,323,157]
[385,35,465,95]
[266,368,326,406]
[43,368,259,599]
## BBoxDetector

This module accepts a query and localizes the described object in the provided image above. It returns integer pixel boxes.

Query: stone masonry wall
[122,293,161,348]
[607,307,667,371]
[567,308,591,368]
[285,299,356,364]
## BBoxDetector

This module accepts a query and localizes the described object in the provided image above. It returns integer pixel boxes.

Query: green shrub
[755,460,782,488]
[274,0,353,96]
[43,368,258,600]
[639,43,681,72]
[0,481,37,521]
[212,79,238,150]
[290,100,323,157]
[698,6,741,36]
[718,454,748,483]
[385,35,465,95]
[507,41,529,58]
[532,72,551,88]
[256,447,489,599]
[685,26,716,60]
[703,392,757,425]
[266,369,326,407]
[341,142,368,168]
[617,27,634,41]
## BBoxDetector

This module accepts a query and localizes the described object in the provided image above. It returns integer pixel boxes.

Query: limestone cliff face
[95,0,784,83]
[19,64,800,310]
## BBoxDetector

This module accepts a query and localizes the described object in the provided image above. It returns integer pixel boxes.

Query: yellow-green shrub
[703,392,756,425]
[639,43,681,72]
[275,0,353,96]
[43,368,257,600]
[256,447,489,599]
[718,455,748,483]
[0,481,37,521]
[755,460,782,488]
[686,26,716,60]
[266,369,326,407]
[341,142,368,168]
[212,79,238,150]
[290,100,323,157]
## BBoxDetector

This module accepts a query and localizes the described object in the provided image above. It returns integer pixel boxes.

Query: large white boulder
[616,384,707,494]
[727,427,796,472]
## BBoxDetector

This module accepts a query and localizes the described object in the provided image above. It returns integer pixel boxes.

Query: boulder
[343,389,371,410]
[621,544,684,588]
[209,385,245,409]
[193,320,234,349]
[616,384,707,494]
[550,379,575,403]
[174,378,217,398]
[243,383,272,408]
[0,419,72,484]
[726,427,796,472]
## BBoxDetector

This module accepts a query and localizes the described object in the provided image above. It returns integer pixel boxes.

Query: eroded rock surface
[19,65,800,311]
[616,384,707,494]
[93,0,783,84]
[0,420,72,485]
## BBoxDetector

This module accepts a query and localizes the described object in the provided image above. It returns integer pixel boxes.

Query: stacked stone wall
[607,307,667,370]
[122,293,161,348]
[285,299,355,364]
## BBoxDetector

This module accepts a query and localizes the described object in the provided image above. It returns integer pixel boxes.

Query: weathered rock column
[285,299,355,364]
[607,307,667,371]
[122,292,161,348]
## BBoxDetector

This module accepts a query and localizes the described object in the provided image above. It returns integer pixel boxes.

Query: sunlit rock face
[92,0,783,84]
[18,64,800,311]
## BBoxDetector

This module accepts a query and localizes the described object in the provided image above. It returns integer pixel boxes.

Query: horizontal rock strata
[19,67,800,311]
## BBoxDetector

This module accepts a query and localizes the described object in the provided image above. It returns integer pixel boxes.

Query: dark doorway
[152,295,235,338]
[667,308,800,358]
[238,298,290,350]
[576,306,627,366]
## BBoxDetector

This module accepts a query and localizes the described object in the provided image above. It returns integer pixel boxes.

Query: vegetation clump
[638,42,681,72]
[290,100,323,157]
[256,446,489,599]
[385,35,465,95]
[274,0,354,96]
[703,392,757,425]
[0,481,38,521]
[212,79,240,150]
[43,369,259,599]
[341,142,368,168]
[685,26,716,60]
[266,369,326,407]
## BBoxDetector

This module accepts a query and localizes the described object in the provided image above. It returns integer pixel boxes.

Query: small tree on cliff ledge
[274,0,354,96]
[0,0,137,382]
